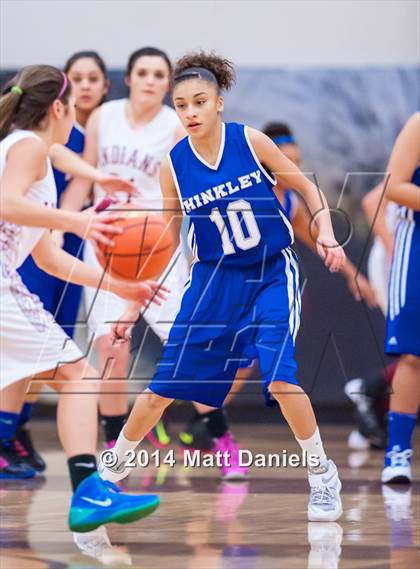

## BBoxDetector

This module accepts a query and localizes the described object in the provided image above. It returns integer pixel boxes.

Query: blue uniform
[385,166,420,356]
[18,124,85,337]
[149,123,300,407]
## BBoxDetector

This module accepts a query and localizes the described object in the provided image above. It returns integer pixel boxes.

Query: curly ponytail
[174,51,235,92]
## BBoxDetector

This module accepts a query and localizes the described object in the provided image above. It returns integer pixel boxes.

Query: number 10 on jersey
[210,198,261,255]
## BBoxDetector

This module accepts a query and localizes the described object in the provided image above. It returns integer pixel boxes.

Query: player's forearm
[339,258,358,280]
[1,193,75,232]
[49,144,102,184]
[362,184,386,228]
[386,182,420,211]
[60,177,92,212]
[163,205,182,250]
[297,183,336,239]
[41,246,118,291]
[362,185,393,251]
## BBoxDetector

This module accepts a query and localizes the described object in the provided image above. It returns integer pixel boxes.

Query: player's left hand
[111,279,169,305]
[96,174,137,196]
[316,233,346,273]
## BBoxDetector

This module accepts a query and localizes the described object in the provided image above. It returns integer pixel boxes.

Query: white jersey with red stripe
[94,99,180,210]
[85,99,189,342]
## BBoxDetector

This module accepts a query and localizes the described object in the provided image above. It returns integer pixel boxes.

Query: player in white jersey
[62,47,187,447]
[345,184,399,452]
[0,65,165,532]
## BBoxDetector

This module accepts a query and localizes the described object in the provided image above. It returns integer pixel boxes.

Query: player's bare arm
[362,182,394,256]
[160,155,183,248]
[31,230,167,305]
[249,127,346,272]
[385,112,420,210]
[49,144,136,195]
[1,138,124,245]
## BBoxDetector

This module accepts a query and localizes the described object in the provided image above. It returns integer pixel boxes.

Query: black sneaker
[345,378,387,449]
[179,416,214,451]
[0,439,36,479]
[15,427,47,473]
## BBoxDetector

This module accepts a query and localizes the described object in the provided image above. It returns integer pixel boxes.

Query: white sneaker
[308,460,343,522]
[348,450,370,470]
[307,522,343,569]
[347,429,369,450]
[344,378,364,404]
[381,446,412,484]
[98,450,131,483]
[73,526,132,566]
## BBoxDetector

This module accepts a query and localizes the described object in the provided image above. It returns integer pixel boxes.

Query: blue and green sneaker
[69,472,160,532]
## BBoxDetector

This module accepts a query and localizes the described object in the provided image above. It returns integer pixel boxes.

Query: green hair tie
[11,85,23,96]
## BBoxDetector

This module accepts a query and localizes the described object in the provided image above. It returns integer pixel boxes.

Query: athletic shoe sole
[381,466,411,485]
[307,505,343,522]
[69,497,160,533]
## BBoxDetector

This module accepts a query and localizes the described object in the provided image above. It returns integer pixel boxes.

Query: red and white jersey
[95,99,180,211]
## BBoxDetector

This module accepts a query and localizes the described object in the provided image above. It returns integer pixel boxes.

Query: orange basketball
[96,205,174,280]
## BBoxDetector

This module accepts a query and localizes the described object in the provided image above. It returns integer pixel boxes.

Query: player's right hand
[111,314,135,344]
[72,207,124,246]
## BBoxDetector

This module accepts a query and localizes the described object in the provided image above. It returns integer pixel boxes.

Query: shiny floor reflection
[0,423,419,568]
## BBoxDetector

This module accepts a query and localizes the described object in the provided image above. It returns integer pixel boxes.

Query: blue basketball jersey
[283,189,298,221]
[53,123,85,198]
[395,166,420,226]
[170,123,294,266]
[385,164,420,356]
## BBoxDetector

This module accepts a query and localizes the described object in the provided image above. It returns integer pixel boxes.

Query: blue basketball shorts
[148,248,301,407]
[385,219,420,356]
[18,233,84,338]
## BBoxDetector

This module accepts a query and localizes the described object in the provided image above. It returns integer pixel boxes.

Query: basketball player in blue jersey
[180,121,378,474]
[381,112,420,484]
[100,51,346,522]
[11,52,132,477]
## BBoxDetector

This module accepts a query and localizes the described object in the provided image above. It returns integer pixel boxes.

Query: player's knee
[143,390,174,411]
[268,380,303,404]
[58,359,97,381]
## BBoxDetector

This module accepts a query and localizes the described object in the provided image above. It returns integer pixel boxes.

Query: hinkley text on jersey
[182,169,263,213]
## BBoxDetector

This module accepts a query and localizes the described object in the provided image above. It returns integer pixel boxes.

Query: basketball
[96,204,174,280]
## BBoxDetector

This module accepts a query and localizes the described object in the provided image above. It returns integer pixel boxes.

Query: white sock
[296,427,327,468]
[99,429,142,482]
[113,429,142,463]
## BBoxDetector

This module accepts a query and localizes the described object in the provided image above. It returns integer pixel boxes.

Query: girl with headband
[181,121,378,465]
[0,65,164,531]
[100,51,345,523]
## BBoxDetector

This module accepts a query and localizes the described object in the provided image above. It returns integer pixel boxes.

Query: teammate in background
[0,66,164,533]
[61,47,187,451]
[181,122,378,463]
[381,112,420,484]
[101,51,345,522]
[345,183,398,451]
[15,51,113,475]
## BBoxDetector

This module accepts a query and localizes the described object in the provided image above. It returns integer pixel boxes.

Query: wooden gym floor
[1,423,419,569]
